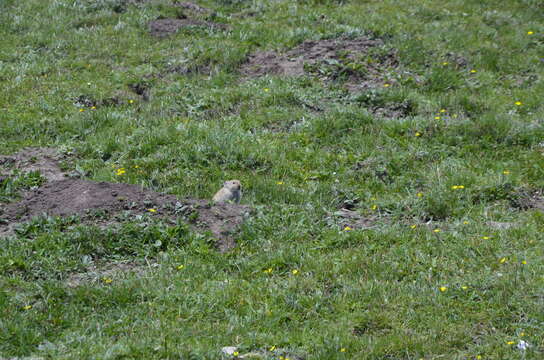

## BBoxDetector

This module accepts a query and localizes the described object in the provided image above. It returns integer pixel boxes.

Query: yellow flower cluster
[451,185,465,190]
[115,168,126,176]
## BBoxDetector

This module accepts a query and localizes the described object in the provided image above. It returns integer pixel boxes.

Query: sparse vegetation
[1,0,543,359]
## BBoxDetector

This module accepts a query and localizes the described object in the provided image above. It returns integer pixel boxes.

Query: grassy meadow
[1,0,543,358]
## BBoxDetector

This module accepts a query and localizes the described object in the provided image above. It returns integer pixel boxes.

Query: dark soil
[241,36,399,91]
[128,82,150,101]
[0,148,251,251]
[148,17,227,37]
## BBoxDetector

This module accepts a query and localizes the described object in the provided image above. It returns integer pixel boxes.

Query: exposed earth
[241,36,400,91]
[0,148,251,251]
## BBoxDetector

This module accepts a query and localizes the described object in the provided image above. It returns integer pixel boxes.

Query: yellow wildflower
[417,192,423,197]
[102,277,113,284]
[269,346,276,351]
[410,225,417,229]
[442,62,448,65]
[177,264,185,270]
[507,341,515,345]
[461,286,468,290]
[264,88,269,92]
[521,260,527,265]
[463,221,469,224]
[440,109,446,113]
[476,356,482,360]
[91,106,96,110]
[435,116,441,120]
[129,99,134,104]
[371,204,377,210]
[520,332,525,336]
[292,269,299,275]
[515,101,522,106]
[439,286,447,292]
[79,108,85,112]
[470,69,477,73]
[502,170,510,175]
[23,305,32,310]
[527,31,534,35]
[340,348,346,352]
[415,132,421,137]
[148,208,157,213]
[115,168,126,176]
[433,229,441,233]
[343,226,352,231]
[233,351,239,356]
[499,257,507,264]
[264,268,272,274]
[482,236,490,240]
[383,83,390,87]
[276,181,284,185]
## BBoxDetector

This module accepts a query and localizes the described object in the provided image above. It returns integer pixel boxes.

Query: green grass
[1,0,543,358]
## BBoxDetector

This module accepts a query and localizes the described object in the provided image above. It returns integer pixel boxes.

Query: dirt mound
[1,179,250,251]
[241,36,398,91]
[0,147,66,182]
[148,17,227,37]
[0,148,250,251]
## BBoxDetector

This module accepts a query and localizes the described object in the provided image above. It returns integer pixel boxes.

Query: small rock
[221,346,238,355]
[517,340,530,350]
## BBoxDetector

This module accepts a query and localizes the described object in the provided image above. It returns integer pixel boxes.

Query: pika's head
[224,180,241,190]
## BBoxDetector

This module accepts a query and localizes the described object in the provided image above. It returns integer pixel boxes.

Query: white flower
[517,340,530,350]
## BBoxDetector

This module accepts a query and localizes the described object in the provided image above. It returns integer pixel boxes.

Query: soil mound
[0,148,250,251]
[148,17,227,37]
[241,36,398,91]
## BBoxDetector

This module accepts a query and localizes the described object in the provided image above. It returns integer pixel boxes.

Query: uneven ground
[1,0,543,359]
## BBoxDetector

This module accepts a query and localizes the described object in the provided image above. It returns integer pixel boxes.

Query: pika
[212,180,242,204]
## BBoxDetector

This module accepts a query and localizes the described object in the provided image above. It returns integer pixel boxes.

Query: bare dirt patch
[329,209,377,230]
[74,94,126,109]
[0,147,66,182]
[148,17,227,37]
[0,148,250,251]
[174,1,213,15]
[66,261,151,287]
[241,36,399,91]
